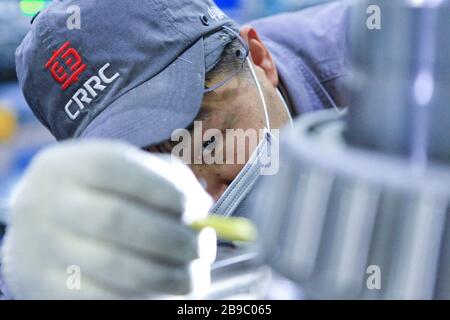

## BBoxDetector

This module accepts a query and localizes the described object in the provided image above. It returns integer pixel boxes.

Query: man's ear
[240,26,279,87]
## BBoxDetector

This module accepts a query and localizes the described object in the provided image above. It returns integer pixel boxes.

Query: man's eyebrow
[186,104,236,137]
[196,107,211,121]
[145,108,215,153]
[186,107,211,131]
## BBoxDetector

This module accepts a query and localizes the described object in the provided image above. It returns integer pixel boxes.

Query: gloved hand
[1,140,215,299]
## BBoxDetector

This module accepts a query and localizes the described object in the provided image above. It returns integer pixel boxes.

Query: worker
[1,0,350,298]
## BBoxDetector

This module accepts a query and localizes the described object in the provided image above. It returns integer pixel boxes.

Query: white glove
[1,140,215,299]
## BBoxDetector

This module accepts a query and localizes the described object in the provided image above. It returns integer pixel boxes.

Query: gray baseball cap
[16,0,239,147]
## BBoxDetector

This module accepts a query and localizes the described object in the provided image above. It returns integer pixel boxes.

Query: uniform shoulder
[249,1,351,41]
[248,1,351,76]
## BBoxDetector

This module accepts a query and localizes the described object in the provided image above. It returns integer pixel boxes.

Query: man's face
[186,65,288,201]
[189,69,265,200]
[149,27,290,201]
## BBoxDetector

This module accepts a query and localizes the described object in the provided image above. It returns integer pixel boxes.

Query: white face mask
[210,58,293,217]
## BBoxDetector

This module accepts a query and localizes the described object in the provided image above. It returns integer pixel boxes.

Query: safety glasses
[204,25,249,94]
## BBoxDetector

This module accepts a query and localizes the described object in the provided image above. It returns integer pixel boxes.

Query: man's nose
[199,174,230,202]
[189,167,230,202]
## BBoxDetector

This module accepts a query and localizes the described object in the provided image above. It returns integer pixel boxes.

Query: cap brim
[80,38,205,148]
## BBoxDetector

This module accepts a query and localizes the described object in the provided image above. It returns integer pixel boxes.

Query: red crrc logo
[45,41,87,90]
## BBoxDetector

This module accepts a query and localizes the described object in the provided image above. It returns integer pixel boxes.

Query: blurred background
[0,0,337,236]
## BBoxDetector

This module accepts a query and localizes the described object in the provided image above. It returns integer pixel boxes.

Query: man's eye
[202,136,216,149]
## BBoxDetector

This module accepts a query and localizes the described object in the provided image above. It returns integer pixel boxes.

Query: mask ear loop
[277,89,294,127]
[204,26,249,94]
[222,25,271,131]
[247,57,271,132]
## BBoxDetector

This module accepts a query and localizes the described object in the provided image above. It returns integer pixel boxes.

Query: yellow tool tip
[190,216,257,243]
[0,106,17,142]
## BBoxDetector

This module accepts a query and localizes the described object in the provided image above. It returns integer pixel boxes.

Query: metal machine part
[162,244,272,300]
[346,0,450,164]
[253,0,450,299]
[256,109,450,299]
[205,245,271,299]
